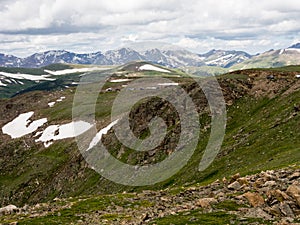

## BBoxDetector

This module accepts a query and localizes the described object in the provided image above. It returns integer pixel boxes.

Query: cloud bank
[0,0,299,56]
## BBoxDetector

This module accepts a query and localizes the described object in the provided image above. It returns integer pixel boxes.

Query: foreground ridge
[1,166,299,224]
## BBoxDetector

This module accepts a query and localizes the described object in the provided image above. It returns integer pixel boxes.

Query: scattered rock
[230,173,241,183]
[289,172,300,180]
[1,168,300,224]
[264,180,277,187]
[267,190,290,204]
[215,192,226,201]
[279,203,295,218]
[286,182,300,207]
[228,181,241,190]
[243,192,265,207]
[237,177,248,186]
[222,177,228,185]
[196,198,218,208]
[140,212,150,221]
[22,204,29,212]
[254,178,265,188]
[267,204,282,217]
[9,222,18,225]
[244,207,273,220]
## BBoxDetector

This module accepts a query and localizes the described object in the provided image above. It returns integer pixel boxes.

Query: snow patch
[56,96,66,102]
[48,102,56,107]
[285,48,300,53]
[44,67,108,75]
[145,86,158,90]
[279,49,284,55]
[0,80,7,86]
[48,96,65,107]
[36,121,93,147]
[158,83,179,86]
[0,72,54,81]
[110,79,131,83]
[205,54,235,65]
[2,112,47,138]
[86,120,119,151]
[139,64,170,73]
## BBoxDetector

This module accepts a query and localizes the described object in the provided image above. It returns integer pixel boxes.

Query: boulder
[279,202,295,218]
[222,177,228,185]
[196,198,218,208]
[267,204,281,217]
[244,207,272,220]
[244,192,265,207]
[230,173,241,183]
[267,190,290,204]
[289,172,300,180]
[286,182,300,207]
[237,177,249,186]
[254,178,265,188]
[263,180,277,187]
[228,181,241,190]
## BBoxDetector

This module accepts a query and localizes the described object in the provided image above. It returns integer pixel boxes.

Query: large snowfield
[2,112,47,138]
[1,110,118,149]
[0,71,54,81]
[36,121,93,147]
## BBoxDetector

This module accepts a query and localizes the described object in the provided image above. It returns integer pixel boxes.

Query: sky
[0,0,299,57]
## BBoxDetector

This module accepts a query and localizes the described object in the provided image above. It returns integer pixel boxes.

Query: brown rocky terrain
[0,167,299,224]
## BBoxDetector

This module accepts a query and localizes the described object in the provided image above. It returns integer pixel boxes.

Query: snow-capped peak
[0,47,253,68]
[288,43,300,49]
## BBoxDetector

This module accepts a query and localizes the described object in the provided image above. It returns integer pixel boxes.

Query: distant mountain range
[0,43,300,69]
[0,48,251,68]
[230,43,300,70]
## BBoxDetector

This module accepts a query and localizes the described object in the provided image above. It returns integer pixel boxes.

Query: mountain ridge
[1,42,300,69]
[0,47,252,68]
[289,43,300,49]
[230,43,300,70]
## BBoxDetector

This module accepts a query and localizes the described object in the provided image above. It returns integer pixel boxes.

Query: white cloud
[0,0,299,56]
[268,20,300,33]
[176,38,201,49]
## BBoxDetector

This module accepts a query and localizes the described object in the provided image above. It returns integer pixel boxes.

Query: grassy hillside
[0,64,300,223]
[183,66,229,77]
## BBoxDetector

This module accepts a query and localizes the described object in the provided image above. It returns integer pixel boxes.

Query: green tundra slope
[0,63,299,224]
